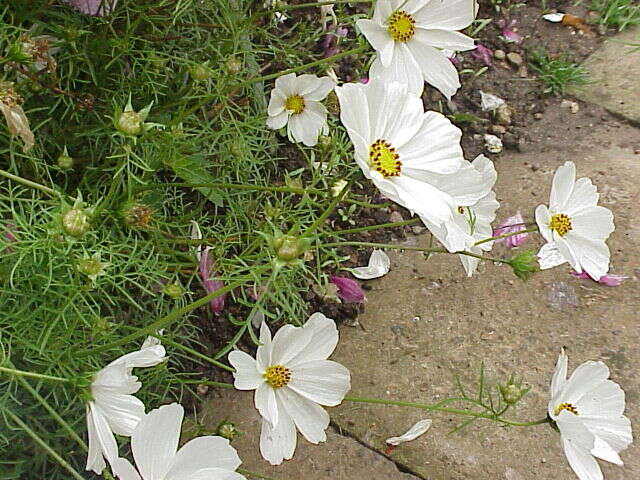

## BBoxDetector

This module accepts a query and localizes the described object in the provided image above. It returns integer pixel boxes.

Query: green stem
[0,365,71,383]
[473,226,539,246]
[160,337,235,372]
[231,46,367,90]
[3,408,86,480]
[76,278,251,357]
[305,182,350,235]
[278,0,373,10]
[139,182,322,196]
[320,241,510,265]
[15,375,88,451]
[328,217,420,236]
[343,396,549,427]
[0,169,60,198]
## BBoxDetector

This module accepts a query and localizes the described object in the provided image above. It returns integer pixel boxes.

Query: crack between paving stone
[329,420,427,480]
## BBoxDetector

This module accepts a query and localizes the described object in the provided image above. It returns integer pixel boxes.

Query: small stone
[534,112,544,120]
[490,124,507,135]
[411,226,426,235]
[517,65,528,78]
[389,211,404,223]
[560,99,580,114]
[502,132,518,150]
[484,134,503,154]
[517,137,529,153]
[494,49,506,60]
[530,162,540,171]
[506,52,523,66]
[548,281,579,310]
[495,105,512,125]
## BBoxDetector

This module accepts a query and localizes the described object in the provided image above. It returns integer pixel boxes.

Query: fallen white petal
[543,13,565,22]
[386,419,432,446]
[480,91,505,112]
[190,221,203,260]
[351,250,391,279]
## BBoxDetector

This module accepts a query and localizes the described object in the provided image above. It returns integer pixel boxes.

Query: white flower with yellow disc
[419,155,499,276]
[266,73,335,147]
[535,161,614,280]
[357,0,477,98]
[228,313,350,465]
[335,80,488,227]
[549,349,632,480]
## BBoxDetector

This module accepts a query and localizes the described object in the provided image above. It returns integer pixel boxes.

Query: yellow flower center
[369,139,401,178]
[550,213,572,237]
[285,94,305,115]
[554,402,578,416]
[264,365,291,389]
[387,10,416,42]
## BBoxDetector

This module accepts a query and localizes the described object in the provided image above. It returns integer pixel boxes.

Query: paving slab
[200,117,640,479]
[570,27,640,124]
[199,389,418,480]
[330,121,640,479]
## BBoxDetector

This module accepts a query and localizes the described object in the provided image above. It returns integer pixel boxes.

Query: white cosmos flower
[535,161,614,280]
[266,73,335,147]
[549,350,632,480]
[112,403,246,480]
[419,155,499,276]
[86,336,166,474]
[358,0,477,98]
[386,419,432,446]
[336,79,487,227]
[228,313,351,465]
[351,249,391,279]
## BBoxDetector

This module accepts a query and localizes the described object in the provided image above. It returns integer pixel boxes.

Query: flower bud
[189,63,212,81]
[225,58,242,75]
[77,253,109,283]
[62,208,91,237]
[57,146,74,170]
[216,421,239,440]
[116,110,143,135]
[273,234,311,263]
[120,201,153,229]
[509,249,539,280]
[163,283,185,298]
[498,377,529,405]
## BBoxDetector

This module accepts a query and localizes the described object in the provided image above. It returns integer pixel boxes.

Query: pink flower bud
[493,212,528,247]
[199,247,226,315]
[330,275,365,303]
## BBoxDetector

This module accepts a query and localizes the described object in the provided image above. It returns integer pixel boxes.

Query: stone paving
[570,27,640,125]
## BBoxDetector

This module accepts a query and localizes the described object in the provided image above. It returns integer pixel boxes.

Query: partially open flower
[0,82,34,151]
[114,96,161,138]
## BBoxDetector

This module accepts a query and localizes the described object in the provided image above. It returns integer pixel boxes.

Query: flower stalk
[0,365,71,383]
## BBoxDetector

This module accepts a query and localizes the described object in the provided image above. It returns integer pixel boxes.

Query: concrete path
[570,27,640,124]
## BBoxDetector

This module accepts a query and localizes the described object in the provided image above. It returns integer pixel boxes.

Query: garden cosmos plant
[358,0,478,98]
[549,350,632,480]
[335,79,488,229]
[266,73,336,147]
[112,403,246,480]
[86,336,166,474]
[535,161,614,280]
[418,154,499,276]
[228,313,351,465]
